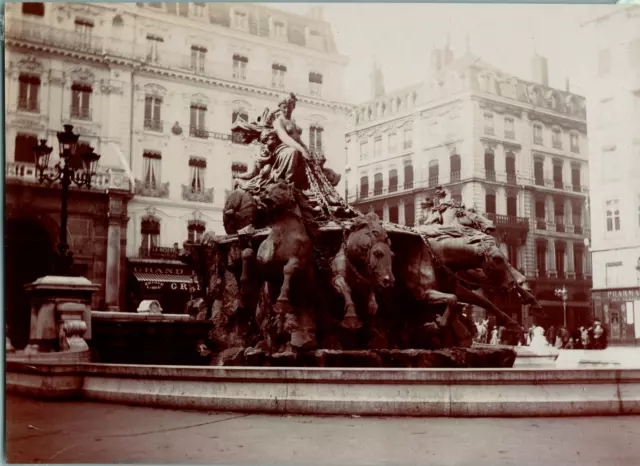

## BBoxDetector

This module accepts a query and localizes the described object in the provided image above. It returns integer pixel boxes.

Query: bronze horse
[331,213,395,330]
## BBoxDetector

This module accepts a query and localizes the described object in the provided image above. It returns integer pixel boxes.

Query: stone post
[24,276,99,354]
[105,195,127,312]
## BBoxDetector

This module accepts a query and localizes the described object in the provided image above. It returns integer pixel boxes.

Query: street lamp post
[555,285,568,329]
[33,124,101,276]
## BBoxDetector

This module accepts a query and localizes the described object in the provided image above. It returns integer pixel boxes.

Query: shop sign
[145,282,163,291]
[133,266,187,276]
[604,288,640,301]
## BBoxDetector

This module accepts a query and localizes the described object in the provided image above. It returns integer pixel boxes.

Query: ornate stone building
[582,5,640,344]
[5,2,350,322]
[345,45,592,328]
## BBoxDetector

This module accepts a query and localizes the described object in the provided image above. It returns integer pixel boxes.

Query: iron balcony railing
[17,98,39,113]
[71,107,91,120]
[450,171,461,183]
[504,130,515,140]
[485,170,496,181]
[144,118,163,132]
[536,218,547,230]
[486,213,530,230]
[428,176,439,187]
[6,19,105,54]
[553,141,563,150]
[506,173,517,185]
[373,186,384,196]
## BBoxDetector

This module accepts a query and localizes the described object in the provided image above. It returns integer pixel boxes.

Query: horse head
[456,207,496,233]
[346,213,395,290]
[259,180,296,214]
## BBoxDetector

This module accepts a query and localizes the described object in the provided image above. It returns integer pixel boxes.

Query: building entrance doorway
[5,218,54,349]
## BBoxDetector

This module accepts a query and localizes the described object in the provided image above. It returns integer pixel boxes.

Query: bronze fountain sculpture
[181,92,539,368]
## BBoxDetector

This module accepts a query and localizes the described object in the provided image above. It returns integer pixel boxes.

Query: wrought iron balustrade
[536,218,547,230]
[181,185,214,203]
[71,107,91,121]
[17,98,39,113]
[450,171,460,183]
[506,173,517,185]
[485,170,496,181]
[428,176,439,187]
[134,179,170,198]
[505,131,515,140]
[144,118,163,132]
[7,19,104,54]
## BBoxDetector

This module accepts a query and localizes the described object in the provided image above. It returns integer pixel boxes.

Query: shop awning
[133,272,199,292]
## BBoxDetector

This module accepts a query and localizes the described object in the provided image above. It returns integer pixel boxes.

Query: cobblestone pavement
[6,395,640,465]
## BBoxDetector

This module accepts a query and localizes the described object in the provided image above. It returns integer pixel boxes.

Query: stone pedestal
[24,276,99,353]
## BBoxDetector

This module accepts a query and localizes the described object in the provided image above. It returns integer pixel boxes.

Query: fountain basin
[7,361,640,417]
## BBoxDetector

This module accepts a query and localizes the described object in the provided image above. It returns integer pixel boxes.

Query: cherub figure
[234,129,279,184]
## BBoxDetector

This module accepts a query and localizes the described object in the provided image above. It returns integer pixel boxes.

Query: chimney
[430,48,443,75]
[443,35,454,66]
[531,54,549,87]
[307,6,324,21]
[565,78,571,93]
[370,60,385,100]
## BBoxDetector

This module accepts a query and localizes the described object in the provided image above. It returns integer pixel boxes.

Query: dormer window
[193,2,205,17]
[271,19,287,39]
[232,9,249,31]
[307,28,325,51]
[166,2,189,16]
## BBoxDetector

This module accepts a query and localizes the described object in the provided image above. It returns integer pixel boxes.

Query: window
[405,203,415,227]
[74,18,94,45]
[373,172,383,195]
[505,153,516,184]
[606,199,620,232]
[188,221,206,243]
[536,241,547,277]
[573,244,584,277]
[144,95,162,131]
[388,169,398,193]
[598,48,611,76]
[606,262,623,287]
[555,242,566,278]
[71,83,92,120]
[533,124,543,145]
[146,35,163,63]
[359,175,369,198]
[553,162,563,189]
[190,104,207,137]
[166,3,189,16]
[428,160,439,187]
[22,2,44,17]
[18,74,40,112]
[232,109,248,125]
[272,19,286,38]
[571,164,581,192]
[112,15,124,27]
[535,200,546,225]
[483,112,494,135]
[142,151,162,189]
[232,9,249,30]
[403,127,413,150]
[14,133,38,164]
[374,137,382,158]
[271,63,286,89]
[504,117,515,139]
[484,149,495,181]
[572,200,583,233]
[389,206,399,224]
[534,159,544,186]
[189,158,206,194]
[485,193,496,215]
[360,141,368,161]
[190,46,207,73]
[450,153,461,182]
[309,125,323,152]
[232,54,248,80]
[552,128,562,149]
[140,216,160,252]
[570,132,580,153]
[507,196,517,217]
[309,72,323,96]
[555,199,565,231]
[404,163,414,189]
[231,162,248,188]
[599,99,613,125]
[388,133,397,153]
[193,3,205,17]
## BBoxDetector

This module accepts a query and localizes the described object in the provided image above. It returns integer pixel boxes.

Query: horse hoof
[340,315,363,330]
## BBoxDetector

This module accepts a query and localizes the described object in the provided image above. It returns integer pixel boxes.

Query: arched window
[507,195,517,217]
[373,172,383,195]
[388,168,398,193]
[112,14,124,27]
[187,220,206,243]
[359,175,369,199]
[450,153,461,182]
[484,149,495,181]
[428,160,439,187]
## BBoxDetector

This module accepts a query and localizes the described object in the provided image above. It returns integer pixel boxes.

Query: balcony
[6,19,105,55]
[570,145,580,154]
[6,161,131,191]
[574,225,583,235]
[190,126,208,139]
[534,136,543,145]
[535,177,544,187]
[144,118,163,133]
[552,141,563,150]
[17,98,39,113]
[536,218,547,230]
[428,176,439,188]
[135,179,170,198]
[486,213,530,231]
[555,221,565,233]
[182,185,214,203]
[388,183,398,193]
[71,107,91,121]
[450,171,460,183]
[404,181,414,189]
[359,190,369,200]
[506,173,517,185]
[485,170,496,182]
[138,246,181,260]
[553,178,563,189]
[373,186,384,196]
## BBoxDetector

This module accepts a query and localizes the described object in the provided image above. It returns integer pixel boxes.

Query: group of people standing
[524,321,608,350]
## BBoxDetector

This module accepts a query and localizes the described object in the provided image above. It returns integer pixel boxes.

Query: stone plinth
[23,276,99,353]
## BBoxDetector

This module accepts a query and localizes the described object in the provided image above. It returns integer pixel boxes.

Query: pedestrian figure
[581,326,590,349]
[490,327,499,345]
[592,320,607,350]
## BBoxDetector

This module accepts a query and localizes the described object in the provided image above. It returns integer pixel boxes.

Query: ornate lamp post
[33,124,101,276]
[554,285,568,329]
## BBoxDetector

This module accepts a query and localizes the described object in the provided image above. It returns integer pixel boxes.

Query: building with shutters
[5,2,350,320]
[345,44,592,328]
[581,5,640,344]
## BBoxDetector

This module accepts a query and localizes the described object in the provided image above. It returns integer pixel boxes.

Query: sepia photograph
[4,1,640,464]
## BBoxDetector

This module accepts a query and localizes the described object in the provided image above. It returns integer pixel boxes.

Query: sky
[267,3,615,104]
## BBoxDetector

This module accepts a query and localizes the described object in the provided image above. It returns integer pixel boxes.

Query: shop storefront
[126,257,201,314]
[592,287,640,345]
